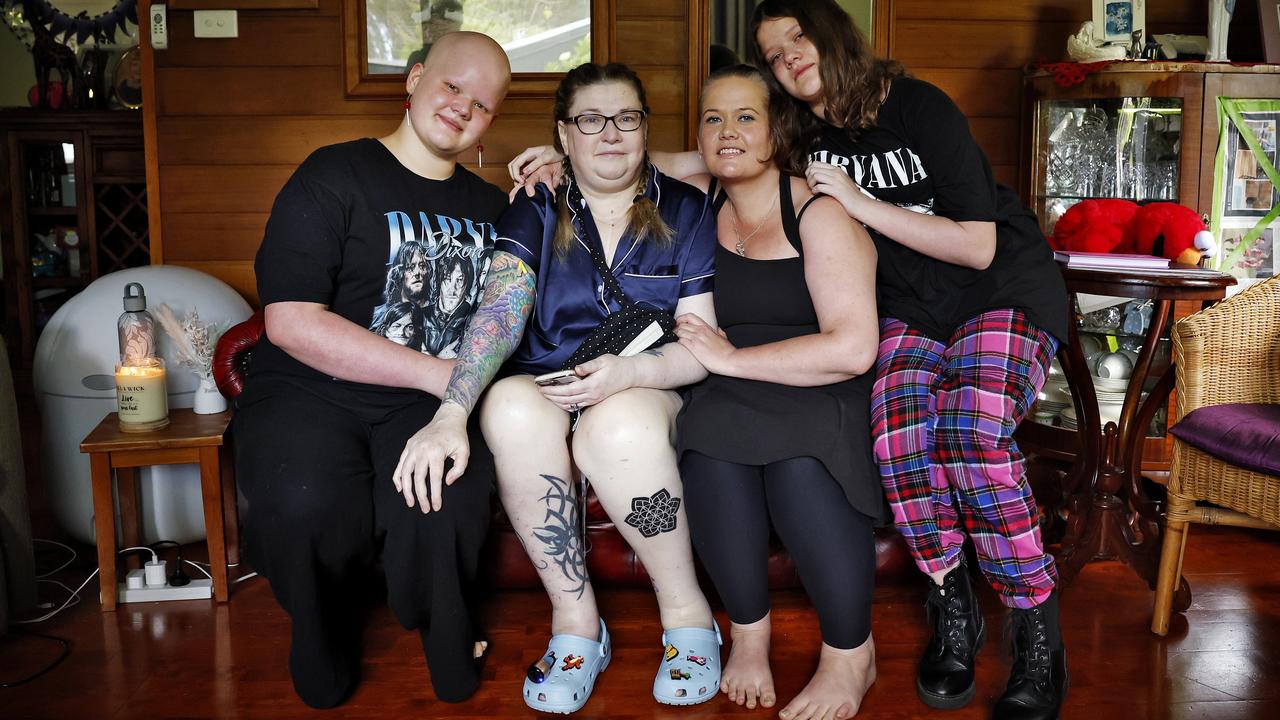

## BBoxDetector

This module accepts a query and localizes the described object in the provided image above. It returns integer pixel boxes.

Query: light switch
[193,10,238,38]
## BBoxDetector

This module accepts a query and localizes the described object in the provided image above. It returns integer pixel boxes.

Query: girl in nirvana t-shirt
[749,2,1069,719]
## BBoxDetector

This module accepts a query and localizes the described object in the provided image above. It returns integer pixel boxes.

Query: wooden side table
[1023,263,1234,607]
[79,408,238,611]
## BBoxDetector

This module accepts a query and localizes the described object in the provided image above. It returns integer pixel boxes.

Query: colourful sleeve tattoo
[443,251,536,413]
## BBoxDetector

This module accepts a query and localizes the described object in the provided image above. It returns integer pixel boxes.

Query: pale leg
[482,375,600,639]
[571,387,713,632]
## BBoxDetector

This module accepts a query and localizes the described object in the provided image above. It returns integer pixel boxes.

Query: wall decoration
[110,43,139,109]
[1211,98,1280,279]
[1091,0,1146,46]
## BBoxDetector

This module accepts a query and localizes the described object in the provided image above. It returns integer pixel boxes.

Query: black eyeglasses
[563,110,647,135]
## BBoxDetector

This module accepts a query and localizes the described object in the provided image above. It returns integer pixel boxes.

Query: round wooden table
[1022,263,1235,608]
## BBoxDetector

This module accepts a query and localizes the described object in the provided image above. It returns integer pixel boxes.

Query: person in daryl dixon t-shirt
[232,31,510,711]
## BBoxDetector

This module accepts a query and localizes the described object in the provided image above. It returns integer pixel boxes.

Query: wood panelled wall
[148,0,699,305]
[151,0,1217,305]
[883,0,1208,191]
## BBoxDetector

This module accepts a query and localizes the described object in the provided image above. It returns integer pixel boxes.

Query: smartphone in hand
[534,369,579,386]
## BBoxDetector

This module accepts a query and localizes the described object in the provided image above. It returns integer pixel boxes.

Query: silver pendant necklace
[732,190,779,257]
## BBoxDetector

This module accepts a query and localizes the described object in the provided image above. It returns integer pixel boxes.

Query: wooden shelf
[1,110,148,365]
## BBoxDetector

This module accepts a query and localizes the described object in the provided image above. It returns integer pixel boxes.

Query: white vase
[192,374,228,414]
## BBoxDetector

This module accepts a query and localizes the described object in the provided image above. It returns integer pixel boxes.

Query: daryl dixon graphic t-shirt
[811,78,1067,344]
[253,138,507,401]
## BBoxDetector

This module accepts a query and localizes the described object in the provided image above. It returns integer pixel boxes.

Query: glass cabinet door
[1033,97,1183,234]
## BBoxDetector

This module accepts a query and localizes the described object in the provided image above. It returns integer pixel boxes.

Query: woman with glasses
[395,62,721,714]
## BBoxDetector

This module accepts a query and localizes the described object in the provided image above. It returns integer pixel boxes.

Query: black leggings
[233,378,494,705]
[681,451,875,649]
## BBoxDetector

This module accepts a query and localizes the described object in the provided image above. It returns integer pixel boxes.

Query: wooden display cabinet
[1,110,148,366]
[1019,62,1280,474]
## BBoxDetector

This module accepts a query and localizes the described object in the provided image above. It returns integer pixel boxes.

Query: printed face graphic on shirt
[404,250,429,302]
[439,261,467,314]
[809,146,935,216]
[385,308,418,346]
[369,211,495,357]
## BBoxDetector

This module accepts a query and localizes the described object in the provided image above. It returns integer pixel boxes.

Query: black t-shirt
[252,138,507,404]
[811,77,1067,343]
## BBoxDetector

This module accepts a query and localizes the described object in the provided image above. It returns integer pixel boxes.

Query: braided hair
[551,62,672,259]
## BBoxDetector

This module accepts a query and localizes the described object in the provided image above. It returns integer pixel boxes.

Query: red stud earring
[403,96,412,110]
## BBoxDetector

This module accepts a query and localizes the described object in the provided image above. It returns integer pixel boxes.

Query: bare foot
[721,615,777,709]
[778,634,876,720]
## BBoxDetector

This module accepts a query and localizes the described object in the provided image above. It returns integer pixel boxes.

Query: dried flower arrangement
[153,304,227,380]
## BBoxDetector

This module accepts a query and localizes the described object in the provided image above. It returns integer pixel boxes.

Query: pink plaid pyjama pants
[870,309,1058,609]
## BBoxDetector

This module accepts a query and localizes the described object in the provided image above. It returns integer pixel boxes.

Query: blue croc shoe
[523,619,611,714]
[652,622,722,706]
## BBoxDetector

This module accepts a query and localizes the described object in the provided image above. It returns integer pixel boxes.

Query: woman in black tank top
[673,64,883,720]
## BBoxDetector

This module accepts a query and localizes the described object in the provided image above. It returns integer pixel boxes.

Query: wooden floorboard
[2,523,1279,719]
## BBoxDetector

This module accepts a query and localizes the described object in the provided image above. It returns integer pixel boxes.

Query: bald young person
[232,33,511,709]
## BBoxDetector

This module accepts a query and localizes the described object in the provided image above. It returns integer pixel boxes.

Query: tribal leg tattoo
[531,474,589,599]
[443,251,536,413]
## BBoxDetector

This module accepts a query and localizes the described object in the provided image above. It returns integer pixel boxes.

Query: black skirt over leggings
[677,175,883,649]
[233,374,494,707]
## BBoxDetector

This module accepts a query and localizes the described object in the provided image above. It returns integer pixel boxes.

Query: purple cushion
[1170,403,1280,477]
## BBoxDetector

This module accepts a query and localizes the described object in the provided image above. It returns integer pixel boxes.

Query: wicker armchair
[1151,276,1280,635]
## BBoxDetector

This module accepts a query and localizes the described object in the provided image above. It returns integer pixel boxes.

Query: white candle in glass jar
[116,360,169,432]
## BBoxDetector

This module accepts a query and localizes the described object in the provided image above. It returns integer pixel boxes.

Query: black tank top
[708,174,822,348]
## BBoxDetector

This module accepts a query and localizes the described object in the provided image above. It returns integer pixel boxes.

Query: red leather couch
[214,314,910,588]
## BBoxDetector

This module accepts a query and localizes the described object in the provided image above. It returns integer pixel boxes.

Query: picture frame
[1092,0,1146,46]
[1222,110,1279,219]
[111,45,142,110]
[1262,1,1280,63]
[1219,225,1276,280]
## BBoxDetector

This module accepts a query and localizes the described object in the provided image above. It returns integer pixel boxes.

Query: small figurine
[1129,29,1145,60]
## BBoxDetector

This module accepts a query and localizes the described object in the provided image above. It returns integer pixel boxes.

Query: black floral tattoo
[624,488,681,537]
[531,474,589,599]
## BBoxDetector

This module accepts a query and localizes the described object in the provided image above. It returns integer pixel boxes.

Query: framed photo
[1219,225,1276,279]
[1222,111,1279,218]
[111,46,143,110]
[1092,0,1146,45]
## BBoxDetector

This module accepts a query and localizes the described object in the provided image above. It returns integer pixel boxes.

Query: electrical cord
[0,630,72,688]
[32,538,77,579]
[13,568,99,625]
[185,559,259,585]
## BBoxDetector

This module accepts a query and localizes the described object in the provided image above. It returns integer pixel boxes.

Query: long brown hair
[551,63,672,258]
[749,0,905,175]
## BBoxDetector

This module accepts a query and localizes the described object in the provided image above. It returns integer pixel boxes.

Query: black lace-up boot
[917,560,985,709]
[993,590,1068,720]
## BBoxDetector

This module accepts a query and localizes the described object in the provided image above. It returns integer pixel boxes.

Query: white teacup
[1095,351,1133,380]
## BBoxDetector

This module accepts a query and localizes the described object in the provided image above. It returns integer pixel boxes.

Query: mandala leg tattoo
[624,488,682,538]
[531,474,589,599]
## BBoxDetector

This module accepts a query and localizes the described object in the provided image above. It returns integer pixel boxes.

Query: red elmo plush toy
[1051,199,1218,265]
